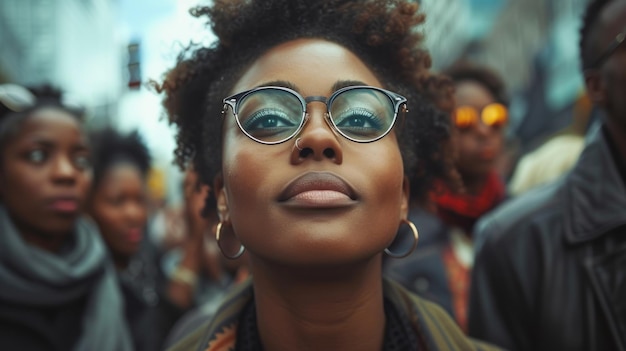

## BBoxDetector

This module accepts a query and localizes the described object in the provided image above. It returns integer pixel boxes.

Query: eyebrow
[256,80,298,91]
[256,80,371,94]
[331,80,370,92]
[26,137,88,151]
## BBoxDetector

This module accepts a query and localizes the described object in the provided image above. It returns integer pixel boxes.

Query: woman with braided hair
[158,1,500,350]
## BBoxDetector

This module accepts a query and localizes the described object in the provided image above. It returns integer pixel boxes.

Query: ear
[584,71,607,108]
[400,176,410,220]
[213,172,230,223]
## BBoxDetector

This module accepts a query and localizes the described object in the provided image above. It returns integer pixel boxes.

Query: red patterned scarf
[433,172,506,235]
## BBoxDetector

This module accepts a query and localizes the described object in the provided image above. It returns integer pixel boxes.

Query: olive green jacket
[167,278,503,351]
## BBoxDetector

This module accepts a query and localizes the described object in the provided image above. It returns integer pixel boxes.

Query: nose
[290,103,343,164]
[125,200,147,225]
[474,121,494,140]
[50,155,78,185]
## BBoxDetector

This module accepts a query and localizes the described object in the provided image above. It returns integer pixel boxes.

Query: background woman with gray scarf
[0,84,132,351]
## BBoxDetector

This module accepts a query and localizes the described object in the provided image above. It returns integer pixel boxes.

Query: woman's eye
[255,116,282,128]
[243,110,299,141]
[335,108,383,130]
[341,116,369,127]
[27,150,46,163]
[74,155,91,170]
[243,109,298,131]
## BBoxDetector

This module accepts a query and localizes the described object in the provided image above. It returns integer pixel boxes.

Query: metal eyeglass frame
[222,85,407,145]
[586,26,626,70]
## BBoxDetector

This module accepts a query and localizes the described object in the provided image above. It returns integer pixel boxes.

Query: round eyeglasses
[222,85,407,144]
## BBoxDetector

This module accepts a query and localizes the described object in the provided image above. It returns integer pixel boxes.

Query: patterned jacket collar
[166,278,500,351]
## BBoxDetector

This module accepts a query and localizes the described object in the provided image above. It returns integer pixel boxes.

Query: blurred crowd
[0,0,624,350]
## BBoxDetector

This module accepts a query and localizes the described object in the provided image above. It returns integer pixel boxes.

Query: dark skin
[0,108,91,253]
[453,80,505,194]
[585,0,626,163]
[89,163,207,309]
[216,39,410,351]
[89,162,147,270]
[167,168,216,309]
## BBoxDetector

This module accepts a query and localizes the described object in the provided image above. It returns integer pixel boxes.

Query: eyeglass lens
[234,87,397,143]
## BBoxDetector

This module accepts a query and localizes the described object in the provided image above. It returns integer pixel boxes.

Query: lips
[48,196,80,214]
[278,171,357,207]
[125,228,143,244]
[479,147,496,161]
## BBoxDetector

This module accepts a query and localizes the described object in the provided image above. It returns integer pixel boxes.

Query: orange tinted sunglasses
[454,103,508,129]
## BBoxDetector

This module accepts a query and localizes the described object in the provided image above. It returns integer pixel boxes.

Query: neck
[461,173,489,195]
[251,256,386,351]
[12,218,70,253]
[112,253,131,271]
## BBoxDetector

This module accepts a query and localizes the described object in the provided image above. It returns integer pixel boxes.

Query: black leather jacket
[468,125,626,351]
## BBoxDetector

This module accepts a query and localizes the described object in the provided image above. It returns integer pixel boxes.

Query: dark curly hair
[89,128,151,189]
[444,61,509,107]
[580,0,613,70]
[0,84,84,149]
[156,0,456,205]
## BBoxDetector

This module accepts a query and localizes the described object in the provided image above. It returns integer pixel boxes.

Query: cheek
[222,143,280,213]
[92,202,120,231]
[221,125,283,209]
[370,146,403,190]
[2,165,41,201]
[77,171,93,201]
[353,139,405,215]
[457,134,475,155]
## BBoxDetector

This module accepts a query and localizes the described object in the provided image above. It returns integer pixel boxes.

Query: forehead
[100,163,144,186]
[454,80,495,108]
[19,107,81,135]
[231,38,383,95]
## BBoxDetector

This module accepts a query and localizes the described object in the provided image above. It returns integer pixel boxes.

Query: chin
[255,242,383,269]
[115,244,140,259]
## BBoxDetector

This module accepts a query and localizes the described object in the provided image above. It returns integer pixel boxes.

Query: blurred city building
[420,0,591,152]
[0,0,123,126]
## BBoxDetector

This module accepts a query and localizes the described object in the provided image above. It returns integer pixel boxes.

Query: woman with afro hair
[158,0,501,350]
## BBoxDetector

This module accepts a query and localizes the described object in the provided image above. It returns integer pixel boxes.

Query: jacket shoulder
[474,179,565,253]
[385,279,503,351]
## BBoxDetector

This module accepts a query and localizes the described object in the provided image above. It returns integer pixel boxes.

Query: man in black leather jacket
[467,0,626,350]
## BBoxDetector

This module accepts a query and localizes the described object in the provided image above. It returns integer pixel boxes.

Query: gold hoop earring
[216,221,245,260]
[384,218,419,258]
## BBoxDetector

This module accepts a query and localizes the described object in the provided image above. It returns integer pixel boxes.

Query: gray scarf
[0,206,132,351]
